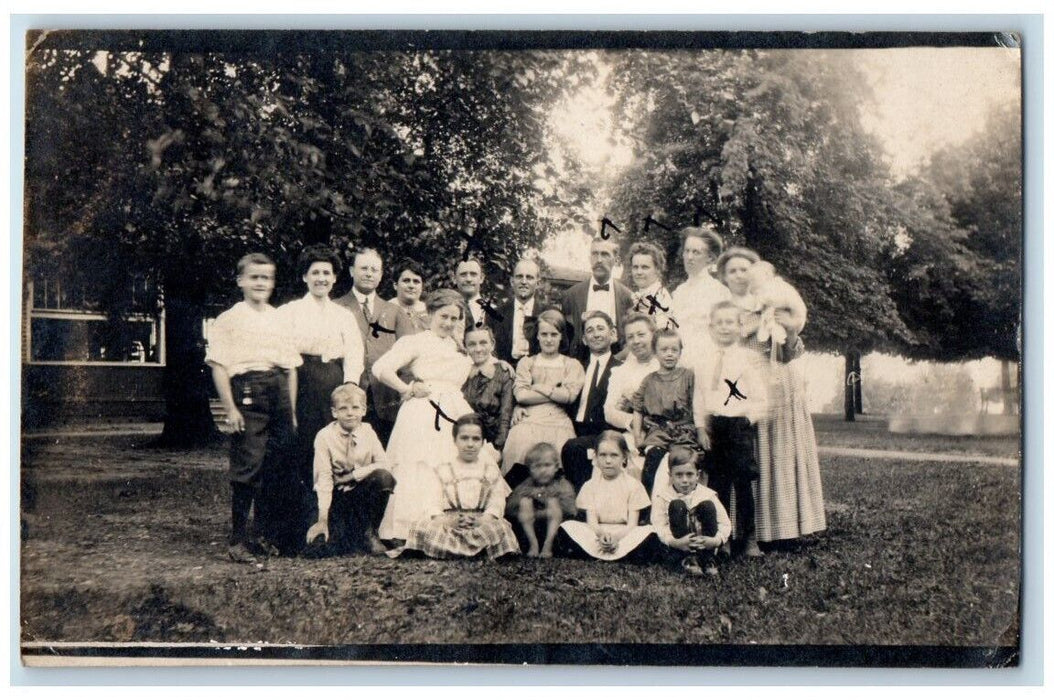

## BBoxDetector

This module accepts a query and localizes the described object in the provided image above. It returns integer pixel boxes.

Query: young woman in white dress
[371,288,474,543]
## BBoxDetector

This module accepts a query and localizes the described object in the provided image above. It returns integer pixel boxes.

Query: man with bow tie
[561,237,633,364]
[493,258,544,365]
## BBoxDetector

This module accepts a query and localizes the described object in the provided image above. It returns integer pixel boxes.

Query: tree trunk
[844,348,858,422]
[1000,359,1016,415]
[853,352,863,414]
[156,287,221,447]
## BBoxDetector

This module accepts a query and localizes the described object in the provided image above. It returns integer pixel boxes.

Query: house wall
[22,364,166,428]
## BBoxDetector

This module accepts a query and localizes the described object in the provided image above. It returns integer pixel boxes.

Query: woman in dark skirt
[279,244,366,491]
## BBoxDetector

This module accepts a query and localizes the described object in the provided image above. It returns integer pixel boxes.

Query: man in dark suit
[493,258,543,365]
[334,247,414,444]
[455,258,492,331]
[561,237,634,364]
[561,310,623,491]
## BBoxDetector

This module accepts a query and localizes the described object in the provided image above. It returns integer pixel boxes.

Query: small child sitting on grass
[650,445,731,576]
[505,442,577,558]
[559,430,655,561]
[396,413,520,560]
[305,383,396,556]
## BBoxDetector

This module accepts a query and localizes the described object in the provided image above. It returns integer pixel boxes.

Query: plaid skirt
[404,512,520,560]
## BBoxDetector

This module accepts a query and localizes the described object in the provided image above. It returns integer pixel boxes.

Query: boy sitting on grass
[206,252,302,564]
[650,445,730,576]
[305,383,396,556]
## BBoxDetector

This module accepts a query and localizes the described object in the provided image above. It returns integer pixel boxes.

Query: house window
[25,277,165,366]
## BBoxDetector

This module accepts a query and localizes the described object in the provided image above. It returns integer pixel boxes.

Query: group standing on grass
[204,225,827,576]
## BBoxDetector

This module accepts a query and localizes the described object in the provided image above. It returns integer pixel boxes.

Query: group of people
[204,225,826,576]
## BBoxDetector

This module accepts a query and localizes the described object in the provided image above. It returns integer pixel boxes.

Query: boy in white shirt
[206,253,302,563]
[651,446,731,576]
[693,300,769,558]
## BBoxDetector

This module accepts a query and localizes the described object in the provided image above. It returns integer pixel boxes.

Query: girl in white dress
[560,431,655,561]
[371,289,474,543]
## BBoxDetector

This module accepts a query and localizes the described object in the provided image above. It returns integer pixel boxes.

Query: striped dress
[740,309,827,542]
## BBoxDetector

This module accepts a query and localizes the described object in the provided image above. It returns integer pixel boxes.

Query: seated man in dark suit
[493,258,543,365]
[561,237,633,364]
[560,310,622,491]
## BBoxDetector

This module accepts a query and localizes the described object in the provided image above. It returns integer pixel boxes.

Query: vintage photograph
[19,30,1023,666]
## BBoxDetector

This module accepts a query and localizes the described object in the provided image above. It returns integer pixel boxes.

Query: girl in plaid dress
[398,414,519,560]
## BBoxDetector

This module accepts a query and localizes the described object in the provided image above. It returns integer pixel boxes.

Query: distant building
[21,273,166,428]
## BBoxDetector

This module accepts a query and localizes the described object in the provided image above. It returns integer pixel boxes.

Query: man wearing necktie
[493,258,544,365]
[334,247,414,444]
[560,237,633,364]
[560,310,623,491]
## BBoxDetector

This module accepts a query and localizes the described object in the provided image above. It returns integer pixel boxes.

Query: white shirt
[352,290,378,320]
[576,351,611,422]
[631,281,675,331]
[691,343,768,423]
[650,482,731,545]
[511,296,535,360]
[584,276,617,321]
[671,273,732,366]
[205,301,302,377]
[280,294,365,383]
[603,355,660,430]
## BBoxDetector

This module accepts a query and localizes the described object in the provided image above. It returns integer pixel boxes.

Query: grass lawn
[812,414,1021,459]
[19,426,1020,652]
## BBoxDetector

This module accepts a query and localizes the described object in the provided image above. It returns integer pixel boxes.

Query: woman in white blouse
[279,245,365,488]
[371,288,475,544]
[670,225,731,368]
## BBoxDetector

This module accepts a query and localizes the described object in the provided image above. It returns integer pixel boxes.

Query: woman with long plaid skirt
[395,414,519,560]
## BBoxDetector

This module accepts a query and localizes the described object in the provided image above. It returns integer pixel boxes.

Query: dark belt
[301,354,340,364]
[236,368,283,380]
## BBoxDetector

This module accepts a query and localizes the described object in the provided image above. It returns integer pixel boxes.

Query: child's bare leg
[517,498,540,556]
[539,498,563,557]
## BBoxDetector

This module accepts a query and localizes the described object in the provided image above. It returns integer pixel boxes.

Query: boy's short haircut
[651,326,682,351]
[581,309,614,330]
[237,252,275,276]
[331,382,367,407]
[667,445,699,470]
[709,299,739,320]
[452,412,485,438]
[524,442,560,469]
[621,310,657,336]
[464,324,496,343]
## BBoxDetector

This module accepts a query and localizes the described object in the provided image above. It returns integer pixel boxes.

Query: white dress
[372,331,474,540]
[560,471,655,561]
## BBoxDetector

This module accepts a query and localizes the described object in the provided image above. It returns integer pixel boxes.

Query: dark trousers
[305,469,396,556]
[641,446,668,497]
[560,434,598,492]
[703,415,758,542]
[663,499,719,566]
[228,370,306,555]
[295,355,344,487]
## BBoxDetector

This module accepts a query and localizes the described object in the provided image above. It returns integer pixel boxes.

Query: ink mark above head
[368,320,396,338]
[642,215,672,234]
[429,399,456,431]
[599,217,621,240]
[664,317,680,331]
[457,230,479,262]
